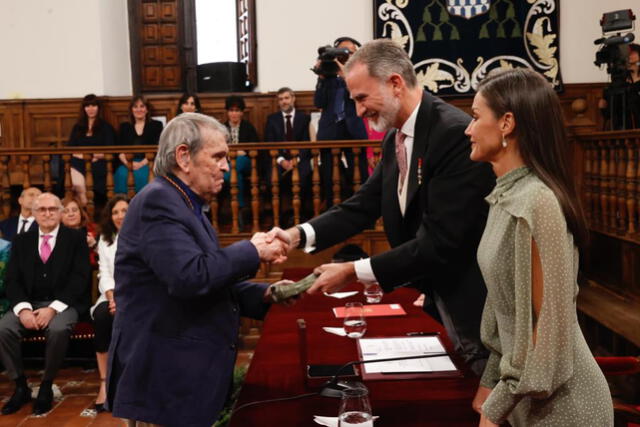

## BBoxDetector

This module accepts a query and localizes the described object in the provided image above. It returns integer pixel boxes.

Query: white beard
[369,92,401,133]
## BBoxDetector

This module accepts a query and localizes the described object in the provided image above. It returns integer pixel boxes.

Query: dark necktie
[19,219,29,234]
[285,114,293,141]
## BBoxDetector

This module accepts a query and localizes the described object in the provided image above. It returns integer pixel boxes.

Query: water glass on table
[339,384,373,426]
[343,302,367,338]
[363,283,383,304]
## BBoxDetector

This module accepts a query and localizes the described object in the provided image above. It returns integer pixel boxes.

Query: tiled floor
[0,351,253,426]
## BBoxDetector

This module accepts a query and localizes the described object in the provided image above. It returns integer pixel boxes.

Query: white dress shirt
[13,224,69,315]
[90,234,118,318]
[16,214,35,234]
[301,101,422,285]
[277,108,296,165]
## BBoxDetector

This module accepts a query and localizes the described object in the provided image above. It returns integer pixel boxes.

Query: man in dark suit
[285,39,495,374]
[0,192,90,415]
[314,37,369,207]
[0,186,42,242]
[107,113,292,426]
[264,87,312,222]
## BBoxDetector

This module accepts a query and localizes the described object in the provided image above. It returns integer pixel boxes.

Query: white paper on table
[322,327,347,336]
[358,336,457,374]
[313,415,378,426]
[324,291,359,299]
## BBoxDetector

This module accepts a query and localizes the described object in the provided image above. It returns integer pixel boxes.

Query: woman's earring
[501,138,508,148]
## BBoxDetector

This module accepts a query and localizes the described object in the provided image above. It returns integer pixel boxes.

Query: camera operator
[313,37,368,208]
[598,43,640,129]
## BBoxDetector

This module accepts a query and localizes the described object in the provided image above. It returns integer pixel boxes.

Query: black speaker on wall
[197,62,249,92]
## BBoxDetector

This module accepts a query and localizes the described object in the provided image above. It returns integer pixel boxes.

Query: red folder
[333,303,407,318]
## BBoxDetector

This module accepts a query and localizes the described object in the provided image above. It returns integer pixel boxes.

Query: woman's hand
[472,385,492,414]
[87,233,97,249]
[479,413,499,427]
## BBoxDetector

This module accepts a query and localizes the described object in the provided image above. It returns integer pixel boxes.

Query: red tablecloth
[230,268,480,426]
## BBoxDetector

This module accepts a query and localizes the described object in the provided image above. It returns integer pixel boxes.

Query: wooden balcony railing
[574,129,640,244]
[0,140,382,235]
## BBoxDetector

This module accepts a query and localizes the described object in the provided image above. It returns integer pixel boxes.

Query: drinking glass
[338,384,373,426]
[343,302,367,338]
[363,283,383,304]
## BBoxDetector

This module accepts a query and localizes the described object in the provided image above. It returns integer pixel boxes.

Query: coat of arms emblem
[446,0,491,19]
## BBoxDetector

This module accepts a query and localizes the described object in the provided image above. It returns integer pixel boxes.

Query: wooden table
[230,268,480,426]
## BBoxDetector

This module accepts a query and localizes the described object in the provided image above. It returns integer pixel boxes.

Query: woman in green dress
[465,68,613,426]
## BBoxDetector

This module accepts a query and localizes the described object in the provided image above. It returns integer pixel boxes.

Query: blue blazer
[314,76,367,141]
[0,217,36,242]
[107,177,270,427]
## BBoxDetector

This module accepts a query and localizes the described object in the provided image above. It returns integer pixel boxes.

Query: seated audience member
[91,195,128,413]
[61,196,98,268]
[0,193,90,416]
[264,87,312,222]
[223,95,259,211]
[176,92,202,115]
[0,238,10,317]
[114,96,163,194]
[0,187,42,242]
[68,94,115,207]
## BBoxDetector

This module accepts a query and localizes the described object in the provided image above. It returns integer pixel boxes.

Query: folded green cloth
[270,273,318,303]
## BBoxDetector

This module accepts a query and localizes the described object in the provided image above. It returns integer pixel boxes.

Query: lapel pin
[417,158,423,186]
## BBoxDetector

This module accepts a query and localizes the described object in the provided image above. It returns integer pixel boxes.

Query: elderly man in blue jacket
[106,113,292,427]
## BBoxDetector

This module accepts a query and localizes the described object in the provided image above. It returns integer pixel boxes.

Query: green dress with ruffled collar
[476,167,613,426]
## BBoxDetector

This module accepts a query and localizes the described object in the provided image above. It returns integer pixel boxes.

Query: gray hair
[344,39,418,88]
[33,193,62,210]
[154,112,229,176]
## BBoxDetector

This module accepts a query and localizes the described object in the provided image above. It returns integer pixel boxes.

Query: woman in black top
[114,96,163,194]
[68,94,115,207]
[176,92,202,115]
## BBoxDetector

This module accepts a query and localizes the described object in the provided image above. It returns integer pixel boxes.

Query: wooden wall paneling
[142,2,158,21]
[143,23,159,43]
[0,83,614,151]
[0,102,24,149]
[134,0,182,92]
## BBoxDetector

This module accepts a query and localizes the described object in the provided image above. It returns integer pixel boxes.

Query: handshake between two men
[254,225,360,303]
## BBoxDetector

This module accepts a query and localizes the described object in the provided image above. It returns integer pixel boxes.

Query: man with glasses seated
[0,193,90,416]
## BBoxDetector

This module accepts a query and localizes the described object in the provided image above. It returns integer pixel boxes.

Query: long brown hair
[74,93,104,137]
[128,95,151,124]
[477,68,588,251]
[99,195,129,246]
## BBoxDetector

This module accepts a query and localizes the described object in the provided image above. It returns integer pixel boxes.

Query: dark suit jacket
[265,110,310,143]
[0,217,36,242]
[309,92,495,360]
[265,110,311,164]
[107,177,269,427]
[5,225,91,314]
[314,76,367,140]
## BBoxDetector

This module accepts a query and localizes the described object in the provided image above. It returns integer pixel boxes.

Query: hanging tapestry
[374,0,562,96]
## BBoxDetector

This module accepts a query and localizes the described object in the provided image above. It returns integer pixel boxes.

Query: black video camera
[312,46,351,78]
[594,9,636,87]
